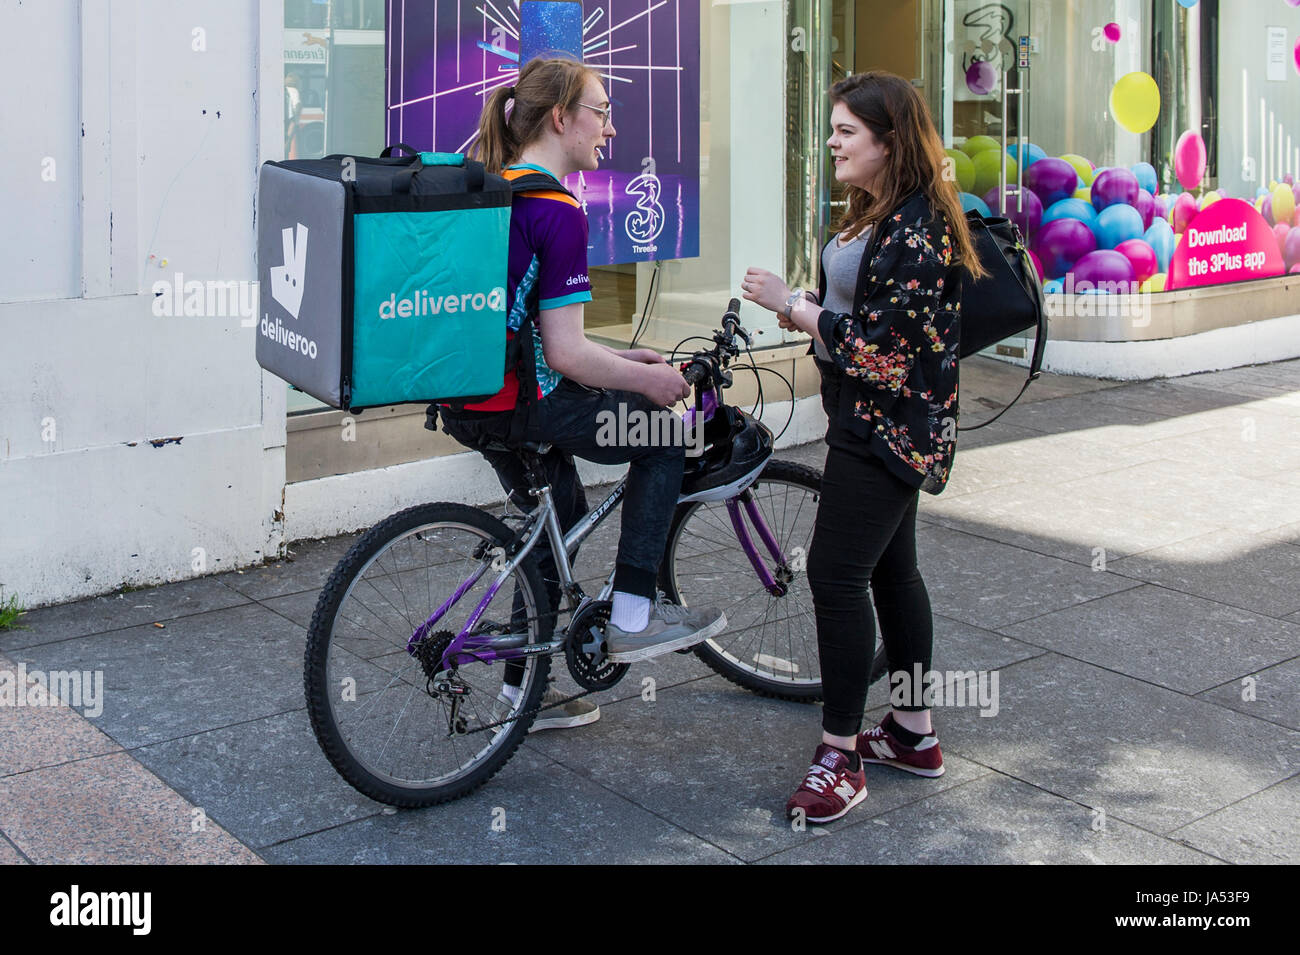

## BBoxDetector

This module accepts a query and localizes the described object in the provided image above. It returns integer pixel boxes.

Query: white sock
[501,684,523,705]
[610,591,651,633]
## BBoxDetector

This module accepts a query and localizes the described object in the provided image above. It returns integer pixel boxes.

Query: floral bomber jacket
[814,190,963,494]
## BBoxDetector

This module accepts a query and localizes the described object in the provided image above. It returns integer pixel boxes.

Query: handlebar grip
[724,298,741,326]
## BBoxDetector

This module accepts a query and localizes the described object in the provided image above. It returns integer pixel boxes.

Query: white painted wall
[0,0,288,608]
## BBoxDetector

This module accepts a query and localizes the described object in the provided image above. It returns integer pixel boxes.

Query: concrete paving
[2,356,1297,864]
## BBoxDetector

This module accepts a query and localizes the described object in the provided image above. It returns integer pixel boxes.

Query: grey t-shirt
[815,227,871,361]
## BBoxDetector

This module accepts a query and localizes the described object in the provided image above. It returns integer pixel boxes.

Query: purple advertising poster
[385,0,700,266]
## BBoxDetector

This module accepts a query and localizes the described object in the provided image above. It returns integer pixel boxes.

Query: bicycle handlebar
[679,299,749,388]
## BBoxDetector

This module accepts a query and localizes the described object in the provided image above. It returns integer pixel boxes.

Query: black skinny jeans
[807,444,935,737]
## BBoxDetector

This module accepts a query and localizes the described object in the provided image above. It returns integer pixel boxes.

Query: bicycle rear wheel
[304,503,551,807]
[660,459,887,701]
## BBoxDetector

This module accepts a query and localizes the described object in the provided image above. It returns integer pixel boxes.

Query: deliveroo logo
[270,223,308,319]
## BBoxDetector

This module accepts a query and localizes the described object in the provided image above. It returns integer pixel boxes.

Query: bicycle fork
[725,489,793,597]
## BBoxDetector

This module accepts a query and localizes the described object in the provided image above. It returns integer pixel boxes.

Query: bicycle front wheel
[660,459,888,701]
[304,503,552,807]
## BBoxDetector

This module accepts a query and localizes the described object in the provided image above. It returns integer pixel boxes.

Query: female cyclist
[439,58,726,729]
[741,71,986,822]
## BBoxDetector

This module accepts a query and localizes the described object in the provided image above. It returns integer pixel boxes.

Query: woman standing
[741,71,985,823]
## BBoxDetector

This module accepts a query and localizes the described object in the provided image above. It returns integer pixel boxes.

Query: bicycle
[304,299,887,806]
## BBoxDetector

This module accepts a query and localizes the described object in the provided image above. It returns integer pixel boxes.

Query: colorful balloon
[1059,154,1096,186]
[945,148,976,192]
[1071,250,1136,288]
[1198,191,1222,211]
[1115,239,1159,283]
[966,60,997,95]
[1007,143,1047,167]
[1273,184,1296,229]
[1024,157,1080,208]
[1144,220,1177,272]
[1104,22,1121,43]
[1073,186,1093,203]
[1274,223,1292,252]
[972,150,1016,198]
[1131,162,1158,195]
[960,135,1001,157]
[1043,278,1065,295]
[1140,273,1167,293]
[1034,218,1097,278]
[1134,189,1155,230]
[1094,203,1145,249]
[1285,228,1300,271]
[1176,0,1198,8]
[1109,72,1160,134]
[983,185,1043,237]
[1171,193,1199,233]
[1262,195,1274,226]
[960,192,992,217]
[1091,167,1141,211]
[1027,249,1044,282]
[1174,130,1207,190]
[1042,198,1099,228]
[1295,36,1300,77]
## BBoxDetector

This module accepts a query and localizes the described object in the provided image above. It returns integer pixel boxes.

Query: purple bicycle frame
[407,383,789,667]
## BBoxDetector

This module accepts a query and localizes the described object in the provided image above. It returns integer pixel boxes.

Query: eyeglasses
[576,102,613,127]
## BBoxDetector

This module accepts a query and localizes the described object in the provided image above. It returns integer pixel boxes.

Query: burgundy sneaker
[857,713,945,777]
[785,744,868,824]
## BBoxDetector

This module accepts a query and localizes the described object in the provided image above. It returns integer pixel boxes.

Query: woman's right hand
[641,362,691,407]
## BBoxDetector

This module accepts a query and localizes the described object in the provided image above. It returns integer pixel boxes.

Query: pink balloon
[1273,223,1291,248]
[1295,36,1300,76]
[1115,239,1159,283]
[1028,249,1044,281]
[1104,22,1122,43]
[1262,195,1274,227]
[1171,193,1199,233]
[1174,130,1207,190]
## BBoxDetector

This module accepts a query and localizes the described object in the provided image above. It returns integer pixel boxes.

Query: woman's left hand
[740,267,791,315]
[619,347,667,365]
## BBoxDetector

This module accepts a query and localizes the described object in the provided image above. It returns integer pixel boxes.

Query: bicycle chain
[453,684,598,737]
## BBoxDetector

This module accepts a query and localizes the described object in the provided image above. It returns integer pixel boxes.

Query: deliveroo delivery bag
[256,148,510,411]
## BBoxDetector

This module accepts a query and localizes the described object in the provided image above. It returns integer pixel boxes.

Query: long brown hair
[470,58,598,174]
[830,72,986,280]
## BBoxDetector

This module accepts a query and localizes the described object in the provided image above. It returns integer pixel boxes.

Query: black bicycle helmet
[678,406,774,503]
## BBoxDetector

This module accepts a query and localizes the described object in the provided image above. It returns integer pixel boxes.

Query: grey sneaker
[529,686,600,733]
[605,601,727,663]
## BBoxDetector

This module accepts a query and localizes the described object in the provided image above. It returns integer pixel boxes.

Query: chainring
[564,600,629,691]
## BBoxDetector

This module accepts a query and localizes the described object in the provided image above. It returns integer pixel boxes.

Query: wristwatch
[783,288,806,320]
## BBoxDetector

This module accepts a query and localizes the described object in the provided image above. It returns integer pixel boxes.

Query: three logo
[270,223,308,319]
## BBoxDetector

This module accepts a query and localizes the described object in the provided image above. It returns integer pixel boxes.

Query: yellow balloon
[1109,72,1161,134]
[1060,154,1096,186]
[1073,186,1092,203]
[1140,273,1167,293]
[1273,185,1296,226]
[1198,191,1221,210]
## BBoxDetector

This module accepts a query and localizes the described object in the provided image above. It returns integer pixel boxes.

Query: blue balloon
[1043,278,1065,295]
[1042,197,1099,228]
[1007,143,1047,167]
[1176,0,1198,8]
[1143,220,1176,272]
[960,192,992,217]
[1257,186,1271,199]
[1131,162,1158,195]
[1093,204,1145,249]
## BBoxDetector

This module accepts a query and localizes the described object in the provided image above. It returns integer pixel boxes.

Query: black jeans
[807,445,935,737]
[442,379,684,600]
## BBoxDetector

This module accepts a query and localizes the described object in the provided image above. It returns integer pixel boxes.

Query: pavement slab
[997,584,1300,694]
[760,774,1221,865]
[1195,655,1300,731]
[923,653,1300,835]
[1168,774,1300,865]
